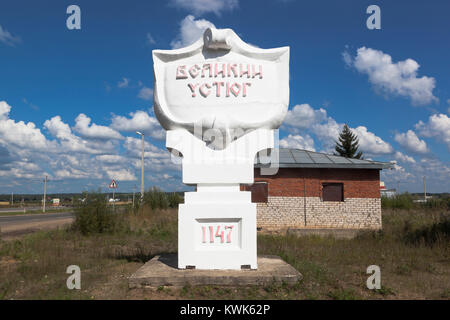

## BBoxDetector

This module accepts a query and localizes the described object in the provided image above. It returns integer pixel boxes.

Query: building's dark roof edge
[255,163,390,169]
[255,148,395,170]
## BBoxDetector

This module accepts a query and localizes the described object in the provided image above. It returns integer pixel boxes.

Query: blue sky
[0,0,449,194]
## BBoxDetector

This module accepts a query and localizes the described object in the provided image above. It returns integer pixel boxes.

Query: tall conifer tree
[334,124,363,159]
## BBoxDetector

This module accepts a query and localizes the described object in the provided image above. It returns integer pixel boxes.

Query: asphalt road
[0,211,74,226]
[0,206,44,213]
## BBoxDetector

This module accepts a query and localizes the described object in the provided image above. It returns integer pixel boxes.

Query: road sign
[109,179,117,189]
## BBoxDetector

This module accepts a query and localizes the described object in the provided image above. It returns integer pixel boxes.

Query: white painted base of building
[257,196,382,230]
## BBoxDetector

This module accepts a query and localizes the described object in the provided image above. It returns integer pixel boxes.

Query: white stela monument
[153,28,289,270]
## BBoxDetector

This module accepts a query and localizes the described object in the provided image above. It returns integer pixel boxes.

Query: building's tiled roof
[255,148,394,170]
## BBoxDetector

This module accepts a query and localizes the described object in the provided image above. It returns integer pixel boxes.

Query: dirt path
[0,217,74,240]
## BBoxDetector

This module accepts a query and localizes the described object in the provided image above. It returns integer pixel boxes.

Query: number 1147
[202,225,234,243]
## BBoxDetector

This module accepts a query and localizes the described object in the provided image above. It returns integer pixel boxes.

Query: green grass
[382,194,449,210]
[0,206,448,300]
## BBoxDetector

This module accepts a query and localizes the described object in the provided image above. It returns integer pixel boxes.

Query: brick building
[243,148,393,231]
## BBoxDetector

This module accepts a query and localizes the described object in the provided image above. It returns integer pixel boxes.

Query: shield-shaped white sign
[153,28,289,143]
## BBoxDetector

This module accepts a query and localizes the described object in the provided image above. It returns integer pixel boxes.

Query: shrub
[143,187,169,210]
[71,191,123,235]
[381,194,414,210]
[420,198,450,210]
[404,215,450,247]
[167,192,183,208]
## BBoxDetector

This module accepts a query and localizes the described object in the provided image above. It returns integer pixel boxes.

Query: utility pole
[43,175,48,213]
[136,132,145,203]
[423,176,427,201]
[112,186,115,212]
[11,192,13,205]
[397,181,400,195]
[132,184,136,208]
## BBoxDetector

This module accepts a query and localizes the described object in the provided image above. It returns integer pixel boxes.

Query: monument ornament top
[153,28,289,147]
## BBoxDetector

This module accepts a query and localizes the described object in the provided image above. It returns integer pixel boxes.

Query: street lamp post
[136,132,145,202]
[43,175,48,213]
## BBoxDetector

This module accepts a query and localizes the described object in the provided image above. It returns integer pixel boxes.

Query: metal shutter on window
[244,182,268,203]
[322,183,344,202]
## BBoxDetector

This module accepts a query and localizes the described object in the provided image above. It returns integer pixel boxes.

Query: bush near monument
[143,187,183,210]
[71,191,125,235]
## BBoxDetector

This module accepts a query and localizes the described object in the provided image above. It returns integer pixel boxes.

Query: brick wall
[248,168,382,230]
[254,168,381,199]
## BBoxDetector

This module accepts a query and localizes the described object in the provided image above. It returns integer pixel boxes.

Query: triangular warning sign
[109,179,117,189]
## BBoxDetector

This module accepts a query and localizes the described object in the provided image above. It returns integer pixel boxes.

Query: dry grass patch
[0,206,448,300]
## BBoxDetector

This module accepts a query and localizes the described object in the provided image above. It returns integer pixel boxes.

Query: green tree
[334,124,363,159]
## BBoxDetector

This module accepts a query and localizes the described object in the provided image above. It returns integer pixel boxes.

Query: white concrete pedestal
[167,129,274,270]
[179,185,257,269]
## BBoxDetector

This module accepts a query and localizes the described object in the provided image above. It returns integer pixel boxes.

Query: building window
[322,183,344,202]
[244,182,268,203]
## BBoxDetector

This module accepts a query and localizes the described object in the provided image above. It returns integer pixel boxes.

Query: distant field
[0,206,448,300]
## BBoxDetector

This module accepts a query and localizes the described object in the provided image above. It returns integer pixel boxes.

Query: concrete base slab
[129,254,302,288]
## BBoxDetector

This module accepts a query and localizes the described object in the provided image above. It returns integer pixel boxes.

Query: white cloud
[283,104,327,131]
[110,110,165,140]
[0,25,21,46]
[346,47,438,106]
[74,113,123,140]
[44,116,116,155]
[394,151,416,164]
[138,87,153,100]
[124,137,180,173]
[0,101,11,120]
[283,104,393,155]
[170,15,215,49]
[342,50,352,67]
[146,33,156,45]
[170,0,238,16]
[105,168,137,181]
[282,104,340,152]
[0,101,182,189]
[416,158,450,184]
[383,153,450,193]
[353,126,394,155]
[22,98,39,111]
[280,134,315,151]
[310,118,342,151]
[44,116,73,140]
[0,166,42,180]
[415,113,450,150]
[117,77,130,88]
[96,155,126,164]
[123,137,168,159]
[383,158,450,192]
[0,101,50,150]
[381,163,415,185]
[394,130,429,154]
[50,154,107,181]
[54,168,93,180]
